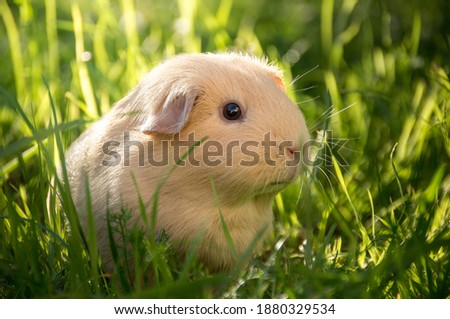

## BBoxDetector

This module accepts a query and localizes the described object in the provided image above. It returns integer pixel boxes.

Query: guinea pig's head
[128,53,309,203]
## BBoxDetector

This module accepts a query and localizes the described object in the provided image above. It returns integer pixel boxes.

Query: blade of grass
[71,2,98,119]
[0,2,26,98]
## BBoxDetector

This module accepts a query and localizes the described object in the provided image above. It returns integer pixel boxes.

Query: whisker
[315,161,339,178]
[327,136,362,142]
[308,106,335,130]
[330,103,356,118]
[295,178,305,205]
[308,103,356,132]
[289,65,320,87]
[313,166,337,198]
[326,142,361,154]
[291,85,319,93]
[296,95,321,105]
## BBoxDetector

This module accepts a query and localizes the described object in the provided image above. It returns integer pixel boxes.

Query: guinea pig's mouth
[258,166,299,194]
[268,180,293,188]
[273,165,299,183]
[266,179,295,191]
[254,181,291,196]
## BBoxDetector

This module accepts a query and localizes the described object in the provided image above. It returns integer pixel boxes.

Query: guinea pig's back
[62,113,115,216]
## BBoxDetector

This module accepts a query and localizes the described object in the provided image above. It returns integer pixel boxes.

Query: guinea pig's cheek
[285,165,299,181]
[268,158,300,186]
[272,165,297,184]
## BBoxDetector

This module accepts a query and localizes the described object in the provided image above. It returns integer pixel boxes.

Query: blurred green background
[0,0,449,298]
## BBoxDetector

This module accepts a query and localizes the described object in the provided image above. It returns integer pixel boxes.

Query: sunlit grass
[1,0,449,298]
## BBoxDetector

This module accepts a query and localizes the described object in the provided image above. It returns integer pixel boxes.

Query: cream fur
[62,53,309,271]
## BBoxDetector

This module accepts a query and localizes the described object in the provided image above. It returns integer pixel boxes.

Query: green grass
[1,0,449,298]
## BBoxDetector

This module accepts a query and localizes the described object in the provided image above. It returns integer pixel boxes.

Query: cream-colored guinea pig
[62,52,309,272]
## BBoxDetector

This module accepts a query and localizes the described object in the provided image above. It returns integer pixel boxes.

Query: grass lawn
[0,0,449,298]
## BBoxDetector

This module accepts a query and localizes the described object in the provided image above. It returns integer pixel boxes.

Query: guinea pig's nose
[286,147,295,158]
[285,146,301,163]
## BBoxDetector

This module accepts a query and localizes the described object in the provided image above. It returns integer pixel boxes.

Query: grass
[1,0,449,298]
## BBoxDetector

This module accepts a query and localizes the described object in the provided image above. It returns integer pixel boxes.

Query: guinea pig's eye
[223,103,242,121]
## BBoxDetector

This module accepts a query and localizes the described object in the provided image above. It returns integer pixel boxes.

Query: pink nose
[285,146,299,159]
[285,146,300,163]
[287,147,295,157]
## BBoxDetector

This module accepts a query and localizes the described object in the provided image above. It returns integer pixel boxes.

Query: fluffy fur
[62,53,309,271]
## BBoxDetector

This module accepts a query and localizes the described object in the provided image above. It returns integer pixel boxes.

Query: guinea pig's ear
[139,87,197,135]
[273,75,286,93]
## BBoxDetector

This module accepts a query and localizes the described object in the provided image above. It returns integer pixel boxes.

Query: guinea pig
[61,52,309,272]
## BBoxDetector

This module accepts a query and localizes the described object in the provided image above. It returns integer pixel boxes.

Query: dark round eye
[223,103,242,120]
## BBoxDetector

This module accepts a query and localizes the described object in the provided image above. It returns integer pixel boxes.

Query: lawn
[0,0,449,298]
